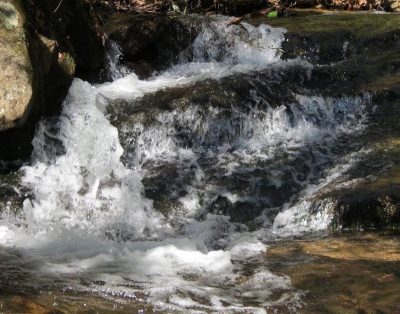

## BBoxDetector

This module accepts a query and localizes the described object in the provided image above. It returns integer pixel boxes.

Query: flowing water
[0,15,396,313]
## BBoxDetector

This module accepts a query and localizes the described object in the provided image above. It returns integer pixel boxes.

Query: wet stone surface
[266,231,400,314]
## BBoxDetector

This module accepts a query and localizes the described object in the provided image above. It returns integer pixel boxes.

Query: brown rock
[0,0,33,130]
[387,0,400,10]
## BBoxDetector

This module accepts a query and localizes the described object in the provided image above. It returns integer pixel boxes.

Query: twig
[53,0,64,13]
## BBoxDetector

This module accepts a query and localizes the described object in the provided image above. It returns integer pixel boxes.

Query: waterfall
[0,16,371,313]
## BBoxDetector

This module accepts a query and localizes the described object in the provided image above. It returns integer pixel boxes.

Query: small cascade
[0,15,374,313]
[105,40,130,81]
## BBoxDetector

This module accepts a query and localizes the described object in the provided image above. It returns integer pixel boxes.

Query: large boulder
[0,0,105,169]
[0,0,73,168]
[0,0,32,130]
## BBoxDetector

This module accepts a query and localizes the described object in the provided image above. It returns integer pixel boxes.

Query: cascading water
[0,16,372,312]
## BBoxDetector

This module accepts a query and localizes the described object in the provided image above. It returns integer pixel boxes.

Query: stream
[0,13,400,313]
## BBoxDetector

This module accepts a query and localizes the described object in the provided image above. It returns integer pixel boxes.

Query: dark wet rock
[24,0,105,81]
[104,13,196,78]
[142,163,187,217]
[107,58,368,129]
[332,189,400,229]
[207,196,266,223]
[23,1,105,83]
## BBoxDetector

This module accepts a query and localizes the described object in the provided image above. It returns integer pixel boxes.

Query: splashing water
[105,40,131,81]
[0,16,372,312]
[98,19,286,100]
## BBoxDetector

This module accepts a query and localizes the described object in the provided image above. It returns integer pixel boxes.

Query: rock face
[0,1,32,130]
[104,13,195,78]
[24,0,105,81]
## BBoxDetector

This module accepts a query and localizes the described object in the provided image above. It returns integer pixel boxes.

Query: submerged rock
[267,232,400,313]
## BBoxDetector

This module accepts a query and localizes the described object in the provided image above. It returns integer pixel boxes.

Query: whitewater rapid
[0,16,371,313]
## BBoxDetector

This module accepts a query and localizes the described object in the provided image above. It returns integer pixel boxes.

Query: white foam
[20,79,164,238]
[129,93,369,167]
[0,225,14,246]
[230,236,267,261]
